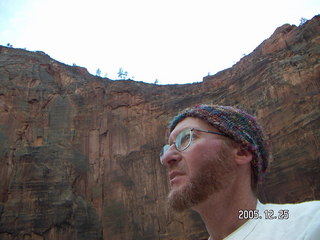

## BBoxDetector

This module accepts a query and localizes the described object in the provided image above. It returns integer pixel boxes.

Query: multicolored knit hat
[169,104,270,182]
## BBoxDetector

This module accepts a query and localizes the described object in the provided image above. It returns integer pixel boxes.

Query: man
[160,104,320,240]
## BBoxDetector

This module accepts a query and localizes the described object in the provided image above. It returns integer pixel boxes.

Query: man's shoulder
[255,200,320,240]
[260,200,320,218]
[261,200,320,207]
[224,200,320,240]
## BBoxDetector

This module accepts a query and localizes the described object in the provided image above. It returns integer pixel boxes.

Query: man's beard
[167,146,235,212]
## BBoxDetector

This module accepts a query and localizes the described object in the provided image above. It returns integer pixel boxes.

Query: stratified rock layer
[0,16,319,240]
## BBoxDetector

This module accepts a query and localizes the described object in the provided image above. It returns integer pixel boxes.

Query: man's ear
[234,145,253,165]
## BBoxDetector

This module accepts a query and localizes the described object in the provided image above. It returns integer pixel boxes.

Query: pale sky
[0,0,319,84]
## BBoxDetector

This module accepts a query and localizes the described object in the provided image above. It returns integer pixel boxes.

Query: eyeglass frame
[160,127,227,164]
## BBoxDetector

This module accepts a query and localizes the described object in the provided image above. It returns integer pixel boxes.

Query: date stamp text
[238,209,289,220]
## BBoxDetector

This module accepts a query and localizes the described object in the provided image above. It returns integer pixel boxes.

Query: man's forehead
[169,117,216,140]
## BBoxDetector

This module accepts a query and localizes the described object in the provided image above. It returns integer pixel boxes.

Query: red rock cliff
[0,15,319,240]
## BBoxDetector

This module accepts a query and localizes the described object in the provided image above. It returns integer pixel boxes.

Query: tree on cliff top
[96,68,101,77]
[118,67,128,79]
[299,17,308,26]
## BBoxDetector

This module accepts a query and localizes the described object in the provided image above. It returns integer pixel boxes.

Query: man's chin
[167,167,226,212]
[167,183,196,212]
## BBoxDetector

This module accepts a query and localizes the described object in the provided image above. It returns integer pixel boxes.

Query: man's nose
[161,145,182,167]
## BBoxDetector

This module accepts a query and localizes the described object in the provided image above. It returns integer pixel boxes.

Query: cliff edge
[0,15,319,240]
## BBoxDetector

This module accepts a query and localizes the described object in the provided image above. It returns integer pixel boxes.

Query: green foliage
[117,67,128,79]
[96,68,101,77]
[299,17,308,26]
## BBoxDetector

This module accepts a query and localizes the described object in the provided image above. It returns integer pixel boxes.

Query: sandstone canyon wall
[0,16,319,240]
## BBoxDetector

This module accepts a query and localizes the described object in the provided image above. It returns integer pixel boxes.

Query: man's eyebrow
[168,127,191,144]
[168,131,178,144]
[168,133,175,144]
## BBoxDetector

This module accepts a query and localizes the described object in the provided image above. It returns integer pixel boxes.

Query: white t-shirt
[223,200,320,240]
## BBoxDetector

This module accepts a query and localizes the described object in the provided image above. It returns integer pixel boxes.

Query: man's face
[161,117,237,212]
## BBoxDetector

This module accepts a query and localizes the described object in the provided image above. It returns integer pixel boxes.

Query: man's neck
[193,184,257,240]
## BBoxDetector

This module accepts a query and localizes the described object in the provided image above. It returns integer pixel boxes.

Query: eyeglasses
[160,128,227,164]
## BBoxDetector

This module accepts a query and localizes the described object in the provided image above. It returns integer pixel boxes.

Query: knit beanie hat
[169,104,270,181]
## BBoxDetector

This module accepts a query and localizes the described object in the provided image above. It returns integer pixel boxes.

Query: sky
[0,0,319,84]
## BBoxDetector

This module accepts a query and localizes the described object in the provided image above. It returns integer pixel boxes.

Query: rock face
[0,15,319,240]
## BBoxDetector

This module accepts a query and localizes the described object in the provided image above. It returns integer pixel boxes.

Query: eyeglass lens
[176,128,192,151]
[160,128,193,161]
